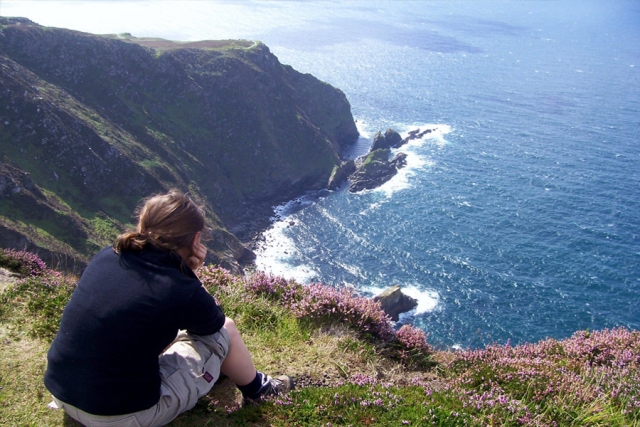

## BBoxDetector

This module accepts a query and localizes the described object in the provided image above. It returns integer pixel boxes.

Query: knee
[224,317,238,336]
[223,317,242,346]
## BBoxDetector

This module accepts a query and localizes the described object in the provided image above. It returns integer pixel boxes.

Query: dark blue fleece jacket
[44,246,225,415]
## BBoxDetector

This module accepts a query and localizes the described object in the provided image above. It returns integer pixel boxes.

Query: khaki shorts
[50,328,230,427]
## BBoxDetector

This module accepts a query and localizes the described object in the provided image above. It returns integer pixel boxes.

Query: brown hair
[114,189,205,254]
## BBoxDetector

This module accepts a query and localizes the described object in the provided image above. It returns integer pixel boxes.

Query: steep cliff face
[0,18,358,272]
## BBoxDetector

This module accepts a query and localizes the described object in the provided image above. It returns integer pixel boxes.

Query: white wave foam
[318,205,371,248]
[375,122,452,145]
[342,118,377,159]
[375,151,436,197]
[376,165,413,195]
[401,285,440,314]
[271,192,325,220]
[254,220,318,283]
[333,261,365,280]
[355,118,373,139]
[260,123,453,282]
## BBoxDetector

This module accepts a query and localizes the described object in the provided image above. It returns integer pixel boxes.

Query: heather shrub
[241,272,395,340]
[198,265,242,303]
[200,269,433,368]
[0,249,78,340]
[243,272,302,306]
[434,327,640,426]
[289,283,394,341]
[1,252,639,426]
[198,266,300,338]
[385,324,435,368]
[0,249,48,277]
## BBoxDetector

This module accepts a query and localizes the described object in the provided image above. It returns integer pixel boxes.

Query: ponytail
[114,190,205,254]
[114,232,148,252]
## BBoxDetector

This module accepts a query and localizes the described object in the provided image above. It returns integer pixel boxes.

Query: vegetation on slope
[1,249,638,426]
[0,17,359,272]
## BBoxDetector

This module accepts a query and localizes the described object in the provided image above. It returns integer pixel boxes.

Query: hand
[186,232,207,271]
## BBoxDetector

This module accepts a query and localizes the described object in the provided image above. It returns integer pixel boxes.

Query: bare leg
[220,317,257,386]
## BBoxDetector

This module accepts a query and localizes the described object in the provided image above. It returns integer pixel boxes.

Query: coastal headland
[0,17,359,273]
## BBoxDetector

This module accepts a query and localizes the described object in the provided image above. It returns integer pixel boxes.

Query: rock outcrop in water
[348,149,407,193]
[374,285,418,321]
[327,126,440,193]
[0,17,358,272]
[401,127,436,146]
[371,128,403,151]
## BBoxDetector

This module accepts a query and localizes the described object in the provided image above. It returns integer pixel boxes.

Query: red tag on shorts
[203,371,214,383]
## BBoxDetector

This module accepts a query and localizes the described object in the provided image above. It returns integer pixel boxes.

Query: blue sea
[5,0,640,349]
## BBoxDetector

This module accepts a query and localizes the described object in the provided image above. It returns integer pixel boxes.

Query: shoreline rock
[327,159,356,191]
[348,149,407,193]
[374,285,418,321]
[371,128,403,151]
[399,127,437,147]
[320,127,430,194]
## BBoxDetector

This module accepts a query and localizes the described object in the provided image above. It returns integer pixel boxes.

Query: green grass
[87,215,121,245]
[362,149,390,168]
[0,252,639,426]
[119,37,255,54]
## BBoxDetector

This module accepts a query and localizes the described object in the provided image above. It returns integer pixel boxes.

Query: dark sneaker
[244,374,294,404]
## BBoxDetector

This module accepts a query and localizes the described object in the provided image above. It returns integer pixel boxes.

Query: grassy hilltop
[1,249,638,426]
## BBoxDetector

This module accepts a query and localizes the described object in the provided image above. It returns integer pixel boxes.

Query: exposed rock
[348,149,408,193]
[209,228,256,274]
[384,128,403,147]
[345,127,411,193]
[0,164,39,198]
[371,127,438,153]
[374,285,418,321]
[390,152,408,169]
[0,174,21,197]
[399,127,437,147]
[327,159,356,190]
[371,128,403,151]
[371,131,387,151]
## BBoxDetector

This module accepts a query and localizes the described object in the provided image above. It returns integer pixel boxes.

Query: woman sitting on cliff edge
[44,189,293,426]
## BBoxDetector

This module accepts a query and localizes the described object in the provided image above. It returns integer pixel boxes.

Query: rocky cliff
[0,17,358,272]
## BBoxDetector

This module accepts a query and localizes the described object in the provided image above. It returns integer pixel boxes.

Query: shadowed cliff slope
[0,17,358,272]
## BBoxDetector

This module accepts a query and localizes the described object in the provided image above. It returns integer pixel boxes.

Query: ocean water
[5,1,640,349]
